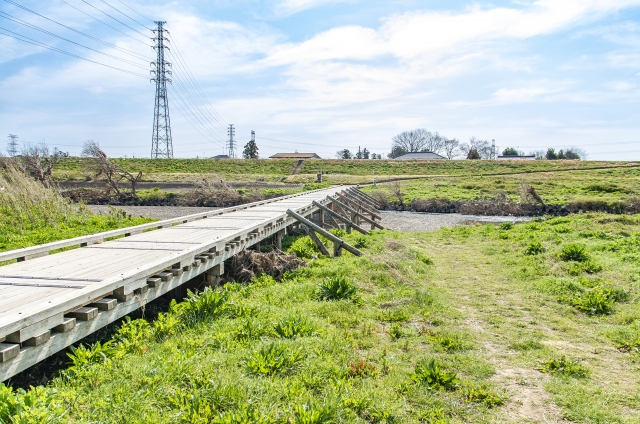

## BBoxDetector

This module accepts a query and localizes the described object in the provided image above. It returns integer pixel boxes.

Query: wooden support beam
[330,201,353,233]
[286,210,362,256]
[275,229,284,250]
[346,188,379,210]
[312,201,369,235]
[352,187,380,209]
[336,192,382,220]
[302,225,331,256]
[350,188,381,208]
[329,196,384,230]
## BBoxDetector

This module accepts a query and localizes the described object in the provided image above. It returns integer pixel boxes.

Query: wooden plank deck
[0,186,360,381]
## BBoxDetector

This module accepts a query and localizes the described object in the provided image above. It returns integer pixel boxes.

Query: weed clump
[561,286,628,315]
[411,359,459,391]
[539,356,588,378]
[462,385,505,407]
[347,360,377,378]
[524,240,545,256]
[245,343,304,375]
[273,314,317,338]
[317,275,359,301]
[425,331,473,352]
[559,243,590,262]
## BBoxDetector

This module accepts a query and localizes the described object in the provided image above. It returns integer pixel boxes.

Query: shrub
[539,356,588,378]
[412,359,459,391]
[273,314,317,338]
[0,384,66,423]
[317,275,359,301]
[246,342,304,375]
[67,340,116,368]
[347,360,377,378]
[559,243,589,262]
[524,240,545,256]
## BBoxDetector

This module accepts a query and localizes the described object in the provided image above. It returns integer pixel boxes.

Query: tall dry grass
[0,160,90,230]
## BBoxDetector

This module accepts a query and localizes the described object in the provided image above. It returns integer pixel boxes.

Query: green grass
[363,166,640,206]
[52,157,639,184]
[3,214,640,422]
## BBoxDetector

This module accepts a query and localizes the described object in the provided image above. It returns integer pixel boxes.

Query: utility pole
[491,139,496,160]
[7,134,18,157]
[227,124,236,158]
[251,130,255,143]
[150,21,173,159]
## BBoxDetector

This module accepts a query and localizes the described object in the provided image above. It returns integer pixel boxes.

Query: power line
[0,12,149,69]
[114,0,153,24]
[0,28,149,78]
[166,34,227,125]
[78,0,149,39]
[58,0,151,46]
[97,0,151,30]
[1,0,150,61]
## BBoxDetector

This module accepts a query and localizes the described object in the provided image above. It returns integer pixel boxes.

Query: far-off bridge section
[0,186,382,382]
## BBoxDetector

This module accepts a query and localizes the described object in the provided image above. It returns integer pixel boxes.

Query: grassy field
[2,215,639,422]
[52,157,639,185]
[362,166,640,206]
[0,164,154,256]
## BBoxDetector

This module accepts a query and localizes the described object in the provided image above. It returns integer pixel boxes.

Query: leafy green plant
[67,340,116,368]
[378,309,410,323]
[559,243,590,262]
[293,400,336,424]
[317,275,359,301]
[539,356,589,378]
[329,228,347,237]
[174,287,228,326]
[0,384,66,423]
[273,314,316,338]
[410,249,434,265]
[567,260,603,275]
[412,359,459,390]
[113,317,151,354]
[426,331,472,352]
[561,286,628,315]
[462,385,505,407]
[388,323,405,340]
[354,236,369,249]
[499,222,513,230]
[524,240,545,256]
[509,340,543,351]
[288,236,320,259]
[246,342,304,375]
[235,319,268,342]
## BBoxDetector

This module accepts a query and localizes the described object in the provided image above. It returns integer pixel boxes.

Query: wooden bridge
[0,186,382,382]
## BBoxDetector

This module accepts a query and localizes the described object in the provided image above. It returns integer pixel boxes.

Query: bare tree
[82,140,142,197]
[390,182,405,205]
[459,137,492,159]
[391,129,429,155]
[442,137,459,159]
[20,142,59,188]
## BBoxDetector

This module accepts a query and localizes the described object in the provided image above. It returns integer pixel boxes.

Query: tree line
[387,128,586,160]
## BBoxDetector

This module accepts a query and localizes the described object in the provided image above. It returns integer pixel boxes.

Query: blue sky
[1,0,640,159]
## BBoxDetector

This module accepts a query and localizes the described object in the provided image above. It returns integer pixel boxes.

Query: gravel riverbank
[89,205,530,232]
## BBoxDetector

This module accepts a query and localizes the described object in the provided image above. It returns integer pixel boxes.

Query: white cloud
[274,0,353,16]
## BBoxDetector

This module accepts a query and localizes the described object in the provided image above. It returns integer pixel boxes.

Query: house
[394,152,446,160]
[211,154,230,159]
[269,153,321,159]
[497,155,536,160]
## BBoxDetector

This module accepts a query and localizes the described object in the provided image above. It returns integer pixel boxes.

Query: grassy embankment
[362,166,640,208]
[0,165,153,255]
[52,157,638,185]
[2,214,639,422]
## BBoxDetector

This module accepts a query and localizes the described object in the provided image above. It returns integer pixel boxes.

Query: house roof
[497,155,536,160]
[269,153,321,159]
[394,152,446,160]
[212,155,230,159]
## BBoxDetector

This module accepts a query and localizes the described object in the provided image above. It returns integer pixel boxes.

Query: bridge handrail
[0,187,338,263]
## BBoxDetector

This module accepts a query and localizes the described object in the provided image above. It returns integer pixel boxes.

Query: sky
[1,0,640,160]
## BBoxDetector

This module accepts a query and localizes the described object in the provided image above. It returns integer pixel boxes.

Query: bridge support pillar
[206,263,224,285]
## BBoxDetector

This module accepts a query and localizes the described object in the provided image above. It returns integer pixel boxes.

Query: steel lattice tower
[227,124,236,158]
[150,21,173,159]
[7,134,18,157]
